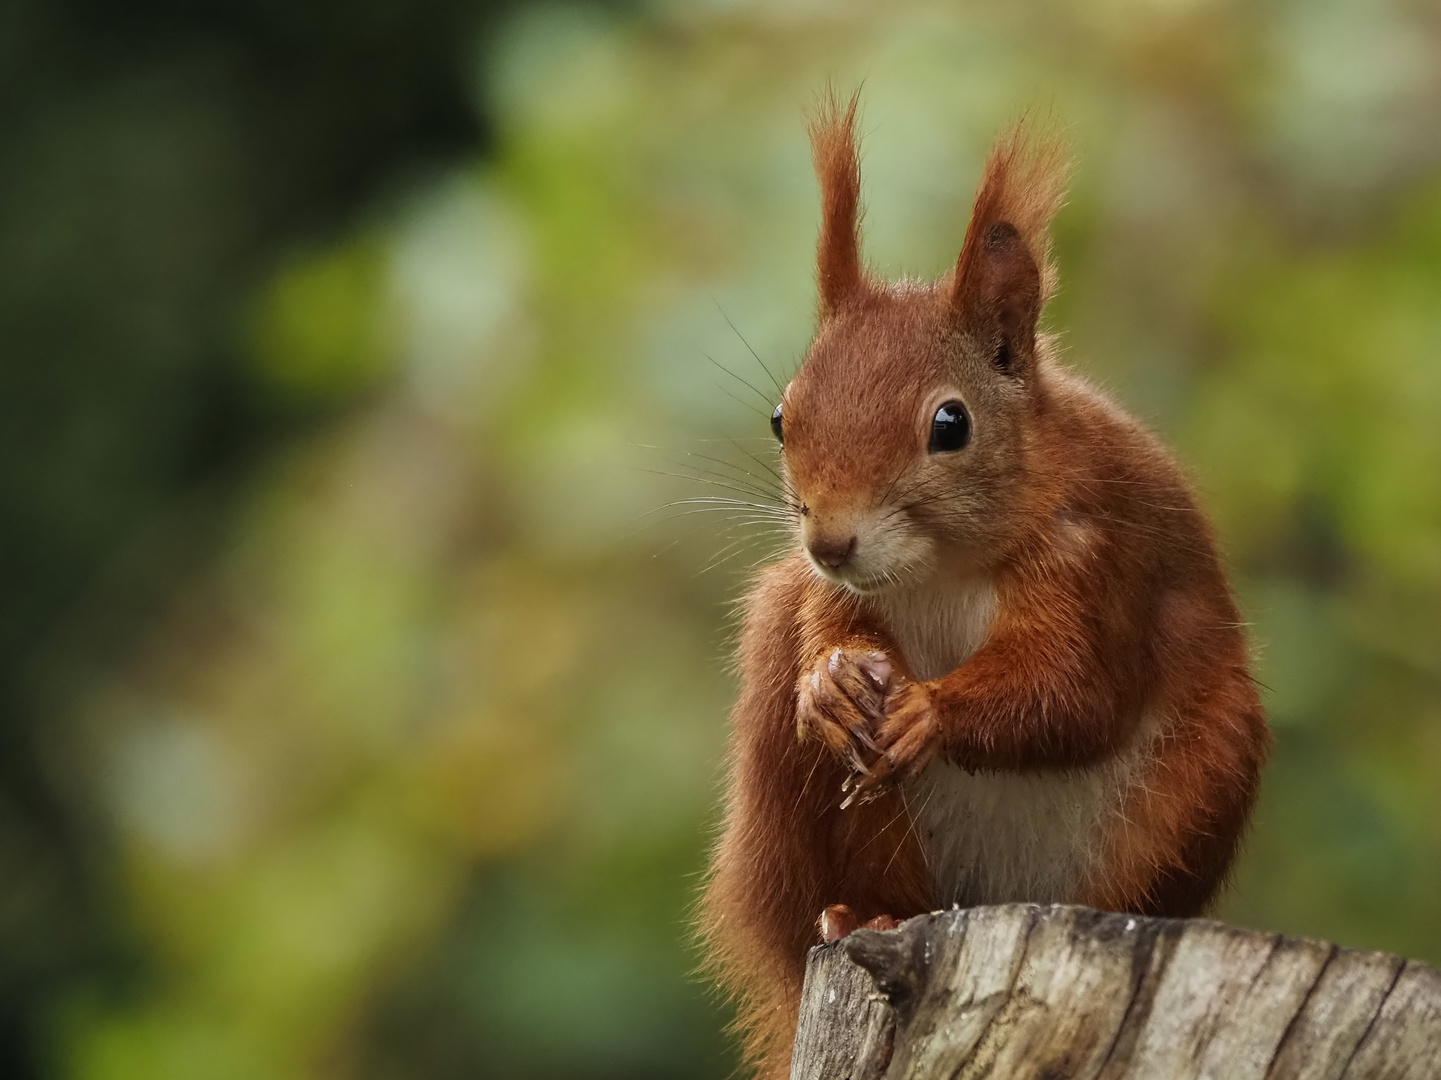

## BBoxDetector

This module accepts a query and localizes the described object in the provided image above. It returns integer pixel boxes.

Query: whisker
[715,302,789,396]
[714,382,772,419]
[639,466,784,507]
[638,463,786,503]
[678,450,793,503]
[728,438,794,495]
[705,352,777,413]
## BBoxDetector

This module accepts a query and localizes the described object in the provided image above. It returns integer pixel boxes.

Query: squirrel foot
[819,904,900,943]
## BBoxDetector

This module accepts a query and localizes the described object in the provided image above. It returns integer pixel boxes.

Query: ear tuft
[808,88,870,317]
[952,118,1071,370]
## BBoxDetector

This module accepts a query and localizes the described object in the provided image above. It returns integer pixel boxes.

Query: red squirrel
[699,95,1269,1079]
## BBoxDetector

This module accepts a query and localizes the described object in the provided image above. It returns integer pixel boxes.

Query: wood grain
[790,906,1441,1080]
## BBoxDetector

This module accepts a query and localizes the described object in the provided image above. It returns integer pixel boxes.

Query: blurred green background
[3,0,1440,1076]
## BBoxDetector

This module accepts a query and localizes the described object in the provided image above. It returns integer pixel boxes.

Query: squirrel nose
[808,534,857,570]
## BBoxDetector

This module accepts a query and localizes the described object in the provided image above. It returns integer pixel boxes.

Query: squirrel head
[775,93,1069,592]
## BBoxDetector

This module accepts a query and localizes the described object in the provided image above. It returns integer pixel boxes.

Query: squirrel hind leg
[819,904,900,942]
[819,904,858,942]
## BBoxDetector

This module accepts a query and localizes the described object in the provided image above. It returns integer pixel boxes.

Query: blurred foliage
[0,0,586,1074]
[3,0,1441,1078]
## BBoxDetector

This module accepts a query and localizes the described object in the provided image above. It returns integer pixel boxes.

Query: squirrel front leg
[792,588,907,782]
[866,568,1141,784]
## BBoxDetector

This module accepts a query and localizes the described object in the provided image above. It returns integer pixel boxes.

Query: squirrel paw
[819,903,858,943]
[797,648,893,775]
[853,681,941,793]
[819,904,901,943]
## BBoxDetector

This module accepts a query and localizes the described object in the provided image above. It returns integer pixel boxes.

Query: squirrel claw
[844,754,895,798]
[856,652,893,692]
[841,788,883,809]
[839,769,888,809]
[842,746,873,777]
[850,728,879,754]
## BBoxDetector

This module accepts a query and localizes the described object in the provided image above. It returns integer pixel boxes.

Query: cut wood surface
[790,904,1441,1080]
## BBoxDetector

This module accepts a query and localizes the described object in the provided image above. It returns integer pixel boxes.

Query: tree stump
[790,904,1441,1080]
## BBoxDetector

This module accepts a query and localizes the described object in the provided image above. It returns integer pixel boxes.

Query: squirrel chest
[865,575,1138,906]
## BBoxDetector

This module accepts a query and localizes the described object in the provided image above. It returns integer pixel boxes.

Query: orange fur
[699,100,1268,1080]
[809,89,869,316]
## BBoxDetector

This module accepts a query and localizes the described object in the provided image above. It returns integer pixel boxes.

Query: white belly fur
[905,756,1133,906]
[866,574,1143,907]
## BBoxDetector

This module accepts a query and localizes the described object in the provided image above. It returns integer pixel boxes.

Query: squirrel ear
[808,89,870,317]
[954,219,1043,375]
[951,121,1069,374]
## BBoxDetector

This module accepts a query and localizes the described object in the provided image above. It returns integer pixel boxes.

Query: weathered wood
[790,905,1441,1080]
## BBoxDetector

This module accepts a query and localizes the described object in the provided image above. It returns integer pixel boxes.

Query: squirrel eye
[928,401,971,453]
[770,403,784,445]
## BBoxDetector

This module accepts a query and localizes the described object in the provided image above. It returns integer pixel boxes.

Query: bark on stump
[790,904,1441,1080]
